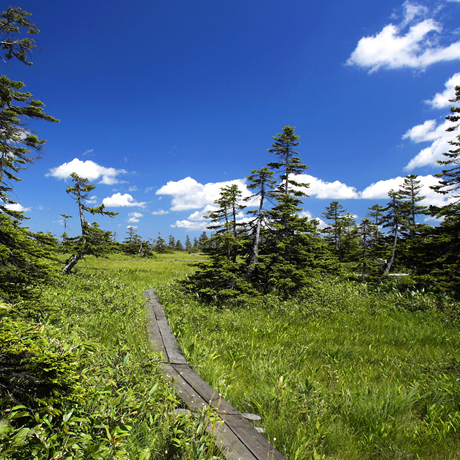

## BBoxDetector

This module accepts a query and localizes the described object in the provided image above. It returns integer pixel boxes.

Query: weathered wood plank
[163,363,212,412]
[172,364,239,415]
[207,420,258,460]
[143,289,286,460]
[156,318,187,364]
[144,303,165,354]
[221,415,284,460]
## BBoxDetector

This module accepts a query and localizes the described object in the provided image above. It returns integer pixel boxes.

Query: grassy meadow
[1,252,222,460]
[3,252,460,459]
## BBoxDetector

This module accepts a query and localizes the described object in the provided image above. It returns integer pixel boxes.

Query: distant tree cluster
[184,119,460,302]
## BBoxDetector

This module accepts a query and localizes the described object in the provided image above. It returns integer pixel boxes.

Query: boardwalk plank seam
[144,288,285,460]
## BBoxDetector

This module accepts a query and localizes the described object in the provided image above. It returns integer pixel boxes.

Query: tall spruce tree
[244,167,276,280]
[62,173,117,274]
[426,85,460,292]
[0,7,59,299]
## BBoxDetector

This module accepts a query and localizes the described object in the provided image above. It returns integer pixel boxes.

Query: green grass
[1,252,223,460]
[158,277,460,459]
[4,252,460,459]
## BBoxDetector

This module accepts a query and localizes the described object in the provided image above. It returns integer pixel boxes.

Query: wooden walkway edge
[144,288,285,460]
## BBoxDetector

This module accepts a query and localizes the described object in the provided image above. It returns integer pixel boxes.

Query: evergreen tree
[185,235,193,253]
[205,185,245,262]
[0,7,59,299]
[322,201,346,255]
[175,239,184,251]
[62,173,117,274]
[257,126,334,296]
[398,174,426,240]
[357,217,376,281]
[198,231,209,250]
[425,85,460,293]
[381,190,404,275]
[60,214,72,243]
[244,167,276,280]
[154,233,168,253]
[168,234,175,249]
[122,226,143,254]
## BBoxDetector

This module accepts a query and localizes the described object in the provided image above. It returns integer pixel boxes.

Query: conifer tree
[62,173,117,274]
[381,190,404,275]
[398,174,426,240]
[0,7,59,299]
[425,85,460,292]
[244,167,276,280]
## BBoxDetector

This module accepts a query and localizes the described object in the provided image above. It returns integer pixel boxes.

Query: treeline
[183,119,460,302]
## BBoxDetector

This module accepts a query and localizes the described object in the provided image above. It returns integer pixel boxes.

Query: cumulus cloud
[361,174,453,208]
[4,203,31,212]
[47,158,127,185]
[402,78,458,170]
[156,176,249,211]
[347,2,460,72]
[127,212,143,223]
[171,220,209,230]
[102,193,146,208]
[426,72,460,108]
[294,174,360,199]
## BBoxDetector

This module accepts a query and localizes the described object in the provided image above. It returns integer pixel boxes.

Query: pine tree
[0,7,59,299]
[122,226,143,254]
[322,201,346,254]
[168,234,175,249]
[244,167,276,280]
[425,85,460,293]
[398,174,426,240]
[381,190,404,275]
[62,173,117,274]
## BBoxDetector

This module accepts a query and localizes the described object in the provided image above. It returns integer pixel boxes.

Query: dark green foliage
[185,127,339,302]
[62,173,117,273]
[0,214,58,300]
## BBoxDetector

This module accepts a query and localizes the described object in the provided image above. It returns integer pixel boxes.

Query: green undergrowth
[0,253,222,460]
[158,277,460,460]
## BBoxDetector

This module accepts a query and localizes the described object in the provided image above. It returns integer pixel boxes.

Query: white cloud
[360,174,453,208]
[347,3,460,72]
[102,193,146,208]
[151,209,169,215]
[294,174,360,199]
[47,158,127,185]
[4,203,31,212]
[426,72,460,108]
[127,212,143,223]
[156,176,249,211]
[128,185,138,192]
[171,220,209,230]
[299,210,327,229]
[402,114,456,170]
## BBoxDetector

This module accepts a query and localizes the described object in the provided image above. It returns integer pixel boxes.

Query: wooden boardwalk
[144,288,285,460]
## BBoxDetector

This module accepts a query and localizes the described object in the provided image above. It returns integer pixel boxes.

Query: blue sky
[5,0,460,242]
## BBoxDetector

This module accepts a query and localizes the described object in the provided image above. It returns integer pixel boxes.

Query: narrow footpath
[144,288,285,460]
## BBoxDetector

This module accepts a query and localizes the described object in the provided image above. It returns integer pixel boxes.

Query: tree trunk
[384,229,398,275]
[62,254,81,274]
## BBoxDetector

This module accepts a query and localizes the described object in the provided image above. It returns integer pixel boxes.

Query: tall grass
[1,252,222,460]
[158,277,460,459]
